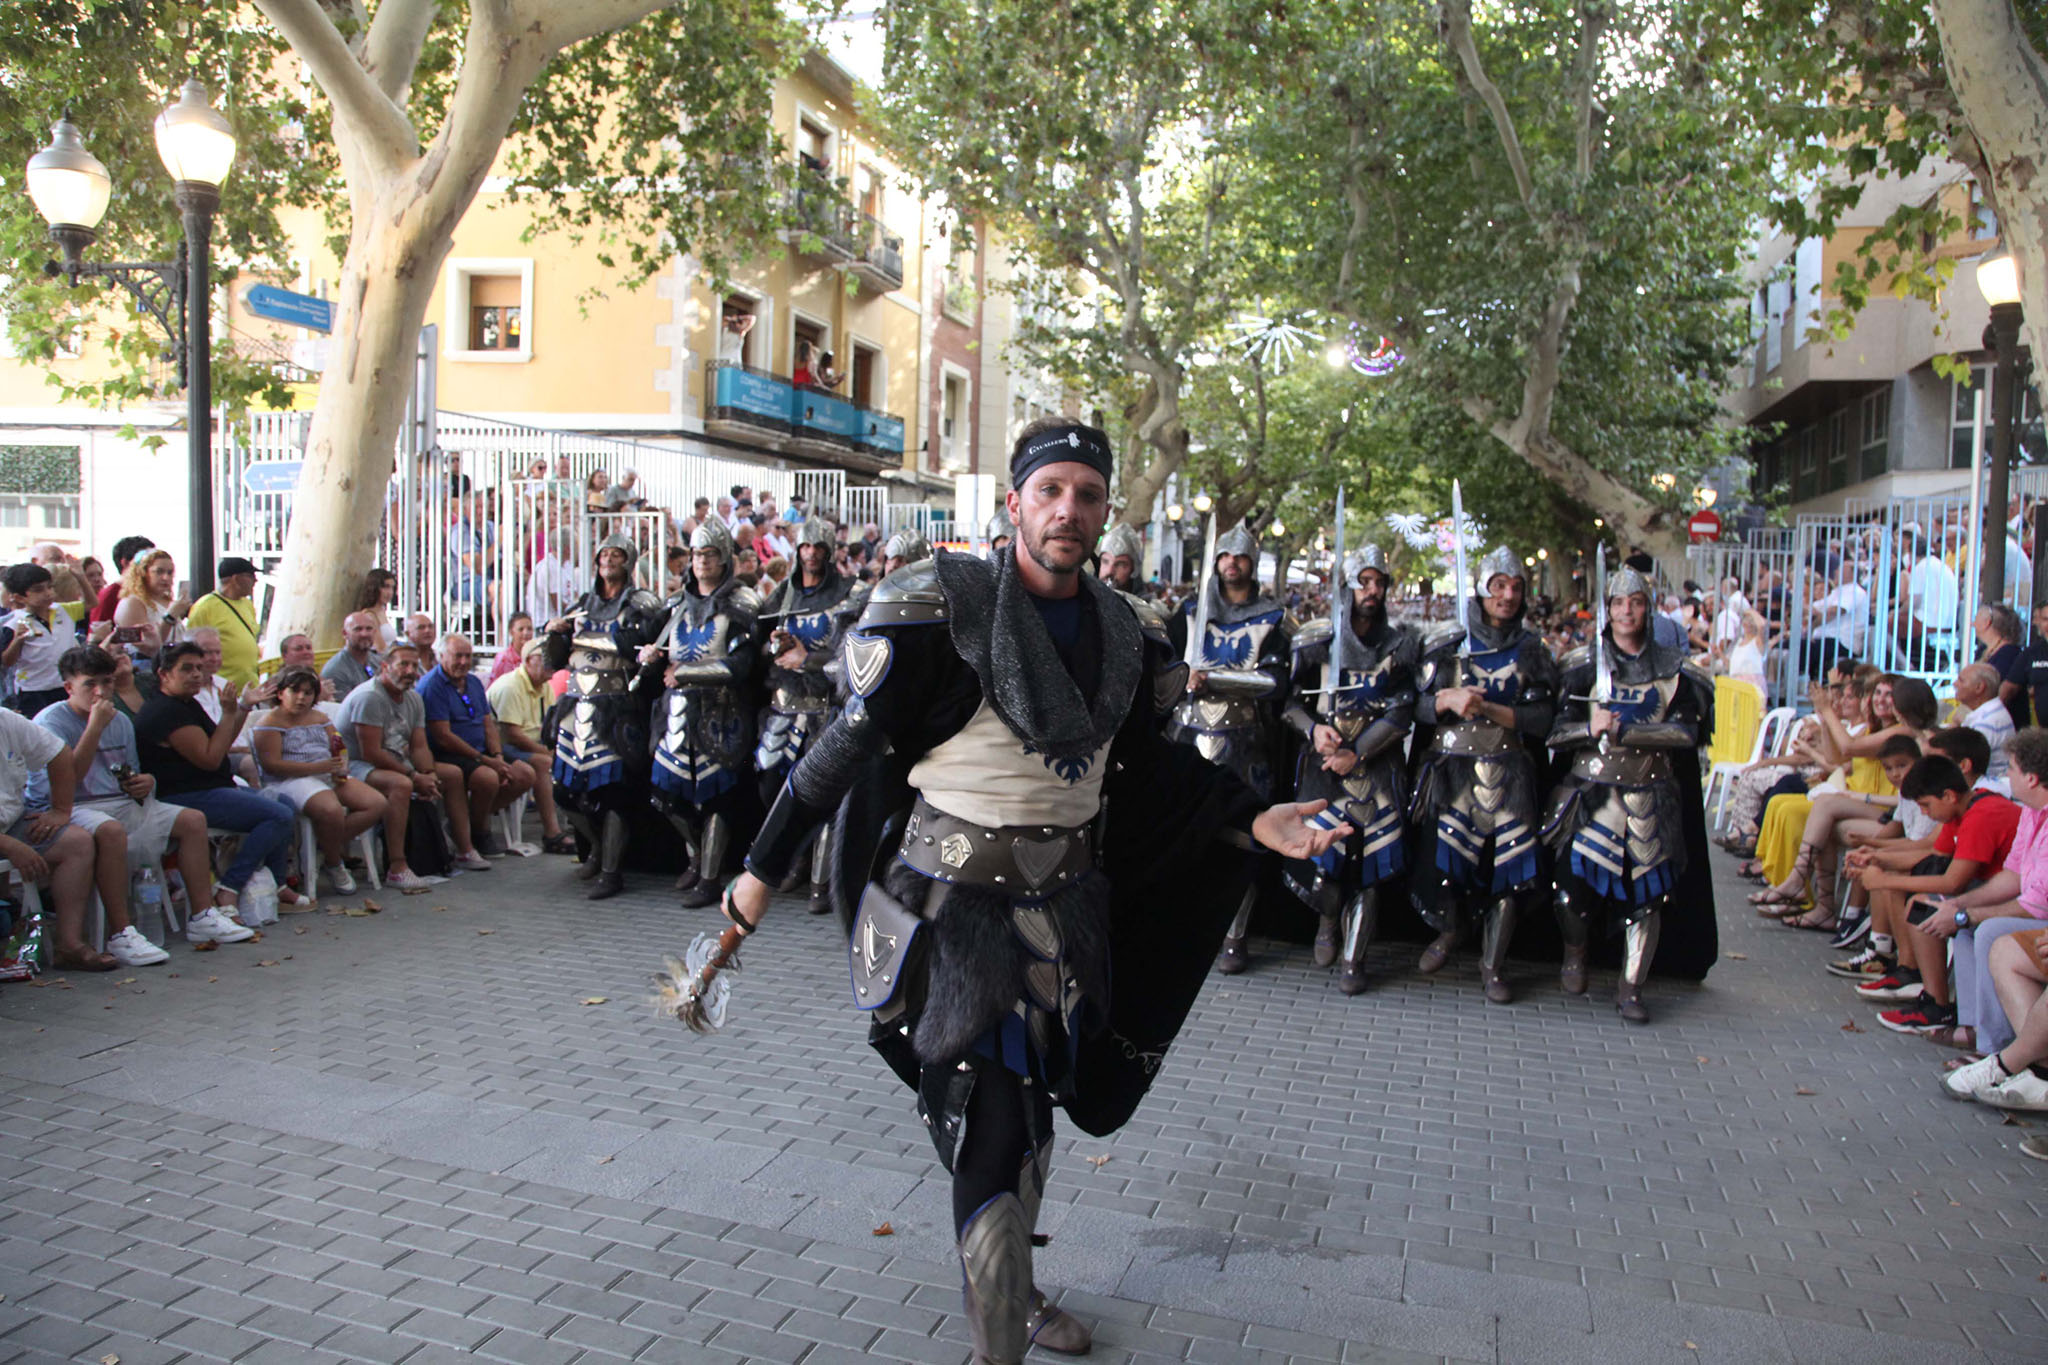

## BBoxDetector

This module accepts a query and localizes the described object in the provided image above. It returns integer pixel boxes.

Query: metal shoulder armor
[1559,644,1593,672]
[1117,589,1171,646]
[856,558,948,628]
[1420,621,1465,656]
[1291,619,1334,652]
[730,585,764,615]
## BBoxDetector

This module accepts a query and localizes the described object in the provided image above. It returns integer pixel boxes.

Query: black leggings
[951,1064,1045,1235]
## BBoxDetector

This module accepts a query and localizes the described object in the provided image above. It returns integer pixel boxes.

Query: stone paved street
[0,845,2042,1365]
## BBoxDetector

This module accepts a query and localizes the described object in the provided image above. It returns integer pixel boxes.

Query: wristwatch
[1954,908,1971,931]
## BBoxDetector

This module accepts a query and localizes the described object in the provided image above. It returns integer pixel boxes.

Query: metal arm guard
[668,659,737,685]
[1200,668,1279,699]
[1547,719,1597,751]
[1282,703,1317,740]
[1616,720,1696,749]
[1513,698,1558,738]
[1356,716,1409,763]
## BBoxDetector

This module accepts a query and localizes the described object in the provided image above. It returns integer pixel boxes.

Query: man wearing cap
[754,516,859,915]
[187,557,262,689]
[1275,542,1419,989]
[720,417,1347,1365]
[648,517,761,908]
[542,534,667,898]
[1411,546,1559,1003]
[1543,563,1715,1023]
[1167,520,1292,971]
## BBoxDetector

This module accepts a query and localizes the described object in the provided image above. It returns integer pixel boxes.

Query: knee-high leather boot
[663,812,700,891]
[1554,886,1591,995]
[586,810,628,900]
[679,815,728,909]
[1216,886,1256,975]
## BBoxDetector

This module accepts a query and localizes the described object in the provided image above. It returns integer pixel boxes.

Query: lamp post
[25,79,236,594]
[1977,248,2024,605]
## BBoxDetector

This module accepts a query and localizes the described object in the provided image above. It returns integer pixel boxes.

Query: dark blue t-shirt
[417,665,489,750]
[1030,593,1082,676]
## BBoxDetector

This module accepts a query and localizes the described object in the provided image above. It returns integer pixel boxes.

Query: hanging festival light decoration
[1342,323,1403,376]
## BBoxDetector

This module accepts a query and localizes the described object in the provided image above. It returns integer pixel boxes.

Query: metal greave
[1341,889,1377,968]
[1480,896,1515,977]
[597,810,628,877]
[958,1193,1031,1364]
[1621,911,1660,988]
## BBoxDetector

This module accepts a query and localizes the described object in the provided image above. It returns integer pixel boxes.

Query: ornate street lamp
[1976,248,2024,604]
[25,79,236,593]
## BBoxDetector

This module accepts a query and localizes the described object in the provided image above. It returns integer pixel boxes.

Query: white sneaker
[323,864,358,895]
[453,850,492,872]
[1941,1052,2008,1101]
[385,868,447,889]
[105,926,170,967]
[1978,1067,2048,1112]
[186,907,255,944]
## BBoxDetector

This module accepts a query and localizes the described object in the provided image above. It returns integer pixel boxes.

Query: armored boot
[566,811,599,881]
[1338,890,1376,996]
[1216,889,1256,975]
[808,824,834,916]
[679,816,729,910]
[1313,910,1341,968]
[586,811,629,900]
[664,812,701,892]
[1479,896,1516,1004]
[1015,1139,1090,1355]
[1417,906,1459,975]
[958,1193,1032,1365]
[1554,888,1590,995]
[1615,910,1660,1024]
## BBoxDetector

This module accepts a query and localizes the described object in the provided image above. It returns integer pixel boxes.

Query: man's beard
[1026,523,1085,575]
[1351,597,1386,633]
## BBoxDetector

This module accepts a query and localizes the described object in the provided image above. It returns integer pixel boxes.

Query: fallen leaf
[1684,1342,1698,1351]
[580,996,608,1006]
[2000,1112,2027,1127]
[1087,1154,1112,1168]
[477,928,495,936]
[101,1352,118,1364]
[1725,952,1748,960]
[1794,1087,1816,1096]
[360,900,382,912]
[432,905,449,912]
[595,1155,613,1165]
[293,927,307,935]
[1949,1200,1962,1207]
[872,1221,894,1236]
[1840,1020,1863,1033]
[278,903,315,915]
[116,977,136,985]
[246,930,263,941]
[1695,1056,1711,1065]
[254,960,279,968]
[401,888,429,896]
[206,976,218,983]
[343,908,375,918]
[192,940,218,952]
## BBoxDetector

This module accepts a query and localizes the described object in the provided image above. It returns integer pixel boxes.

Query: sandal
[1924,1027,1977,1052]
[51,946,119,973]
[1748,885,1801,908]
[542,832,578,855]
[1736,860,1765,879]
[1786,907,1837,932]
[1940,1052,1986,1071]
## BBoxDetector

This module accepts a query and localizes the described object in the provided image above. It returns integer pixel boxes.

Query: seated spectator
[251,666,386,896]
[135,642,303,931]
[485,638,574,855]
[605,469,647,511]
[186,556,263,688]
[1854,753,2021,1034]
[1955,662,2014,792]
[1974,602,2028,731]
[404,612,437,656]
[584,470,611,513]
[1,697,121,970]
[335,644,461,887]
[3,562,77,716]
[108,647,154,721]
[418,635,526,861]
[321,611,384,696]
[488,612,533,683]
[272,633,336,702]
[90,535,154,625]
[1942,926,2048,1113]
[78,556,105,605]
[354,568,400,648]
[27,646,203,965]
[1907,730,2048,1053]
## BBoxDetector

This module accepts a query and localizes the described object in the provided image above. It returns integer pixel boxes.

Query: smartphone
[111,625,141,646]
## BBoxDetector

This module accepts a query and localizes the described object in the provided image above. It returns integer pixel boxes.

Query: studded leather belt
[1570,746,1672,785]
[1433,720,1520,756]
[898,797,1095,895]
[771,684,829,713]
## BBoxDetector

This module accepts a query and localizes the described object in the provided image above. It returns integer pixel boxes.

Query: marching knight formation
[534,432,1717,1365]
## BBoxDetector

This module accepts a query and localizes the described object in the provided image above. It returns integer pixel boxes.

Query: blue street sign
[245,284,333,334]
[242,461,302,494]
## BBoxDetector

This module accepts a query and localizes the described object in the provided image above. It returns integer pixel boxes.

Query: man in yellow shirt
[485,638,573,853]
[186,557,262,688]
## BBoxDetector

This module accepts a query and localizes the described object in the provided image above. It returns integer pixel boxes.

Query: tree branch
[530,0,676,51]
[1439,0,1537,213]
[360,0,439,103]
[1570,3,1608,180]
[254,0,417,177]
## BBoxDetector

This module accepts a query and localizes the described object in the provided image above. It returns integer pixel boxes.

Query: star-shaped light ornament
[1225,312,1321,367]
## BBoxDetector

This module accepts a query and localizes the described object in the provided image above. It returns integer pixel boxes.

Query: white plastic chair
[1707,705,1798,833]
[296,814,383,893]
[495,791,539,857]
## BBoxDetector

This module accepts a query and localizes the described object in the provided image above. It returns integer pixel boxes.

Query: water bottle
[132,866,166,946]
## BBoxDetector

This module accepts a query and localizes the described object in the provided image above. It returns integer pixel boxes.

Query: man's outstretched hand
[1250,800,1351,859]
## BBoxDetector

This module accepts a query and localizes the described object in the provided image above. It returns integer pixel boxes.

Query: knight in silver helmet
[1166,521,1292,975]
[1274,539,1420,991]
[1096,523,1147,597]
[646,517,761,909]
[541,532,667,899]
[756,516,858,914]
[882,529,931,575]
[1409,545,1559,1003]
[1541,561,1714,1024]
[986,507,1016,561]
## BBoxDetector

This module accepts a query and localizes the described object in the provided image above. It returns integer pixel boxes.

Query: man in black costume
[647,517,760,909]
[1166,521,1292,973]
[1411,545,1558,1003]
[754,517,856,915]
[1278,543,1419,991]
[1543,564,1715,1023]
[542,534,665,899]
[721,420,1347,1365]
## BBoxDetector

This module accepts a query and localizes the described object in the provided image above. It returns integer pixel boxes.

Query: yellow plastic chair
[1705,676,1764,773]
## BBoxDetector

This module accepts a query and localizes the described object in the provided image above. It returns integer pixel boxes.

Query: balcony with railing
[779,161,861,265]
[703,361,906,472]
[847,210,904,293]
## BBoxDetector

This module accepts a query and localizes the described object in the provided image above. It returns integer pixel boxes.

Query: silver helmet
[797,517,837,550]
[1215,521,1259,561]
[1476,544,1524,589]
[1607,565,1653,603]
[1346,542,1390,584]
[986,508,1016,542]
[1099,522,1142,565]
[689,517,734,561]
[594,533,640,574]
[883,529,930,563]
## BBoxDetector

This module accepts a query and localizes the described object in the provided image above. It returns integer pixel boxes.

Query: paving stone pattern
[0,847,2041,1364]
